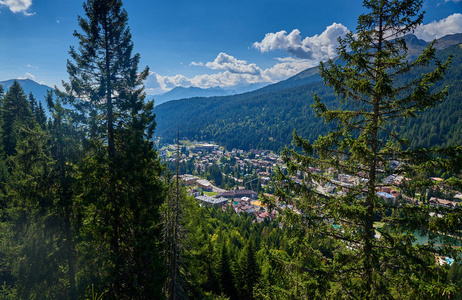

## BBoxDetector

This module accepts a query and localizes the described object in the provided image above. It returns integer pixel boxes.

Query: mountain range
[153,33,462,151]
[2,33,461,152]
[148,82,269,106]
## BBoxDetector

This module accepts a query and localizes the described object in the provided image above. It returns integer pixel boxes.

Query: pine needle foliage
[162,133,189,300]
[64,0,164,297]
[273,0,462,298]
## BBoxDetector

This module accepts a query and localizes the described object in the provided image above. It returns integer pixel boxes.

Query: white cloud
[205,52,261,75]
[414,13,462,41]
[261,58,316,81]
[253,23,350,60]
[0,0,34,15]
[145,54,317,94]
[17,72,35,80]
[190,62,204,66]
[445,0,461,2]
[144,14,462,95]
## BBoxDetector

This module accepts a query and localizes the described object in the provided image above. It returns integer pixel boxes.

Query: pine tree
[236,241,260,300]
[0,83,10,289]
[28,93,37,116]
[0,90,80,299]
[28,92,47,130]
[64,0,164,297]
[274,0,461,298]
[36,102,47,130]
[0,83,5,160]
[1,81,35,158]
[2,126,65,299]
[45,90,84,299]
[219,242,237,299]
[163,131,189,300]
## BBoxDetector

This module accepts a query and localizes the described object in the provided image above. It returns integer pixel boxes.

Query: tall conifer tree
[1,81,35,158]
[274,0,461,298]
[1,90,79,299]
[64,0,164,297]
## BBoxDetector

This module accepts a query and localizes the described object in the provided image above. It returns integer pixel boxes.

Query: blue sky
[1,0,461,95]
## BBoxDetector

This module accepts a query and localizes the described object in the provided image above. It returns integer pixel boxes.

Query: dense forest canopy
[0,0,461,299]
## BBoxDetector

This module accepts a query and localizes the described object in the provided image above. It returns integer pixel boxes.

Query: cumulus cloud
[253,23,350,60]
[190,62,204,66]
[144,14,462,95]
[18,72,35,80]
[414,13,462,41]
[261,58,316,81]
[205,52,261,75]
[0,0,34,15]
[144,54,317,94]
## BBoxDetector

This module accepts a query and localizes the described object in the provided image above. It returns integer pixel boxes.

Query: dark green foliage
[0,90,82,299]
[28,93,47,130]
[155,82,335,152]
[154,43,462,152]
[2,126,67,299]
[219,242,238,299]
[271,0,462,298]
[64,0,165,297]
[0,1,166,298]
[235,241,259,300]
[209,164,223,187]
[163,147,190,300]
[447,261,462,298]
[1,81,35,158]
[398,44,462,148]
[184,204,301,299]
[46,90,85,299]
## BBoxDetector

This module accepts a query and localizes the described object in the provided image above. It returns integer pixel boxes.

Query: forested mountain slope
[154,42,462,151]
[399,44,462,148]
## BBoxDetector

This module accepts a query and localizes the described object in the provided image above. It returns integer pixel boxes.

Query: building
[196,195,228,207]
[182,175,199,186]
[190,143,218,153]
[377,192,395,203]
[217,189,258,199]
[429,197,458,209]
[197,179,213,191]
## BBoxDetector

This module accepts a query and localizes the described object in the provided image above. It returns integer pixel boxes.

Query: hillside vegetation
[154,43,462,151]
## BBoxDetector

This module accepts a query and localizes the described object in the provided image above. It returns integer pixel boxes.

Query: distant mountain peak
[403,34,427,46]
[149,83,268,106]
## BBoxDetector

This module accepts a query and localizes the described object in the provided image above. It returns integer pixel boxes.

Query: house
[217,189,258,199]
[381,186,391,193]
[190,143,217,153]
[197,179,213,191]
[255,211,270,223]
[196,195,228,207]
[429,197,458,209]
[182,175,199,186]
[234,203,254,214]
[377,192,395,203]
[188,188,201,197]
